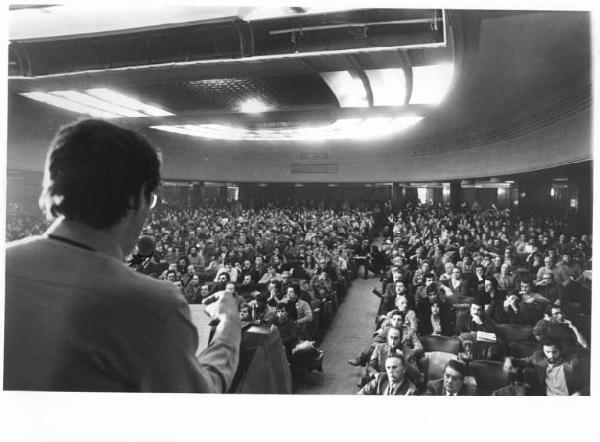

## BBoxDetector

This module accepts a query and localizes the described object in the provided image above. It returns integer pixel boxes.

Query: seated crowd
[352,203,591,395]
[125,200,381,385]
[6,199,592,395]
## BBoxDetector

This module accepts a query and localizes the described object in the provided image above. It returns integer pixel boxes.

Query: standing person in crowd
[4,119,241,392]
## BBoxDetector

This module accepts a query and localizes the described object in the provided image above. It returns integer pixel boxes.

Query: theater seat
[508,341,539,358]
[495,324,534,343]
[563,302,585,315]
[570,314,591,343]
[468,360,511,395]
[445,295,478,307]
[417,351,457,382]
[420,335,462,354]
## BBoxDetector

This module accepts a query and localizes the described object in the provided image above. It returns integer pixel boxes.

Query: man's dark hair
[39,119,161,229]
[546,303,562,315]
[386,325,403,339]
[540,337,563,351]
[386,351,406,365]
[446,360,466,378]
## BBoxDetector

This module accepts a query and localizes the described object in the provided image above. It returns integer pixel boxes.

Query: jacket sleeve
[406,310,418,331]
[408,330,424,357]
[368,345,382,374]
[138,301,241,393]
[357,375,380,395]
[296,301,313,324]
[570,354,591,395]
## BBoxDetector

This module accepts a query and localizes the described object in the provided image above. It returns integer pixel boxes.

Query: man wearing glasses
[5,119,241,392]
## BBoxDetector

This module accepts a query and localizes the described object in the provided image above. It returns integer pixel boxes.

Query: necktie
[387,383,396,395]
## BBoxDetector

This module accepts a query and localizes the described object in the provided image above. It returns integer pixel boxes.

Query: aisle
[295,275,381,395]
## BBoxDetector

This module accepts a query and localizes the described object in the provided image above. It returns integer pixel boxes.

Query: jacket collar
[45,217,124,260]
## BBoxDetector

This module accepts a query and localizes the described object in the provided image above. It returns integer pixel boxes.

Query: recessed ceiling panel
[126,73,339,112]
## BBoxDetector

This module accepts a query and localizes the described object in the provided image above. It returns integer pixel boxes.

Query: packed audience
[7,198,592,395]
[353,203,591,395]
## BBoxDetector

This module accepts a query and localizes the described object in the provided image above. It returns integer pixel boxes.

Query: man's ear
[128,186,148,211]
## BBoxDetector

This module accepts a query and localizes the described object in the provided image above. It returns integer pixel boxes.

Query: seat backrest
[446,295,478,306]
[468,360,510,395]
[508,341,539,358]
[563,302,584,315]
[496,324,533,342]
[417,351,457,382]
[420,335,462,354]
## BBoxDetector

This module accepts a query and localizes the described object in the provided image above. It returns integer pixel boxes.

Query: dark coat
[358,373,418,395]
[425,378,477,396]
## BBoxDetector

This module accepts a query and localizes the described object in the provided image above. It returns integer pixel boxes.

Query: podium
[188,305,292,394]
[230,324,293,394]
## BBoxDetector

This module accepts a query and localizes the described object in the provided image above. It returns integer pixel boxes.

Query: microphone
[128,235,156,269]
[137,235,156,257]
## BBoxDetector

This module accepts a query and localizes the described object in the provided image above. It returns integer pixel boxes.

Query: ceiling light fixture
[151,116,422,141]
[410,63,454,105]
[20,88,173,118]
[86,88,174,116]
[51,90,146,117]
[20,91,120,118]
[238,98,271,113]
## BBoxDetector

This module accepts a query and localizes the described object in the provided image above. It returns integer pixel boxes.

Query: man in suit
[504,338,590,395]
[425,360,477,396]
[440,267,470,298]
[358,353,418,395]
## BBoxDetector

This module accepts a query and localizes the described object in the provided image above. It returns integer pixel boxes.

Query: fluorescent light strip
[21,91,121,118]
[51,90,146,117]
[151,116,423,141]
[21,88,174,119]
[86,88,174,116]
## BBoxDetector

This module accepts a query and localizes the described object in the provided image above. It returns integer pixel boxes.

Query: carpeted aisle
[295,275,381,394]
